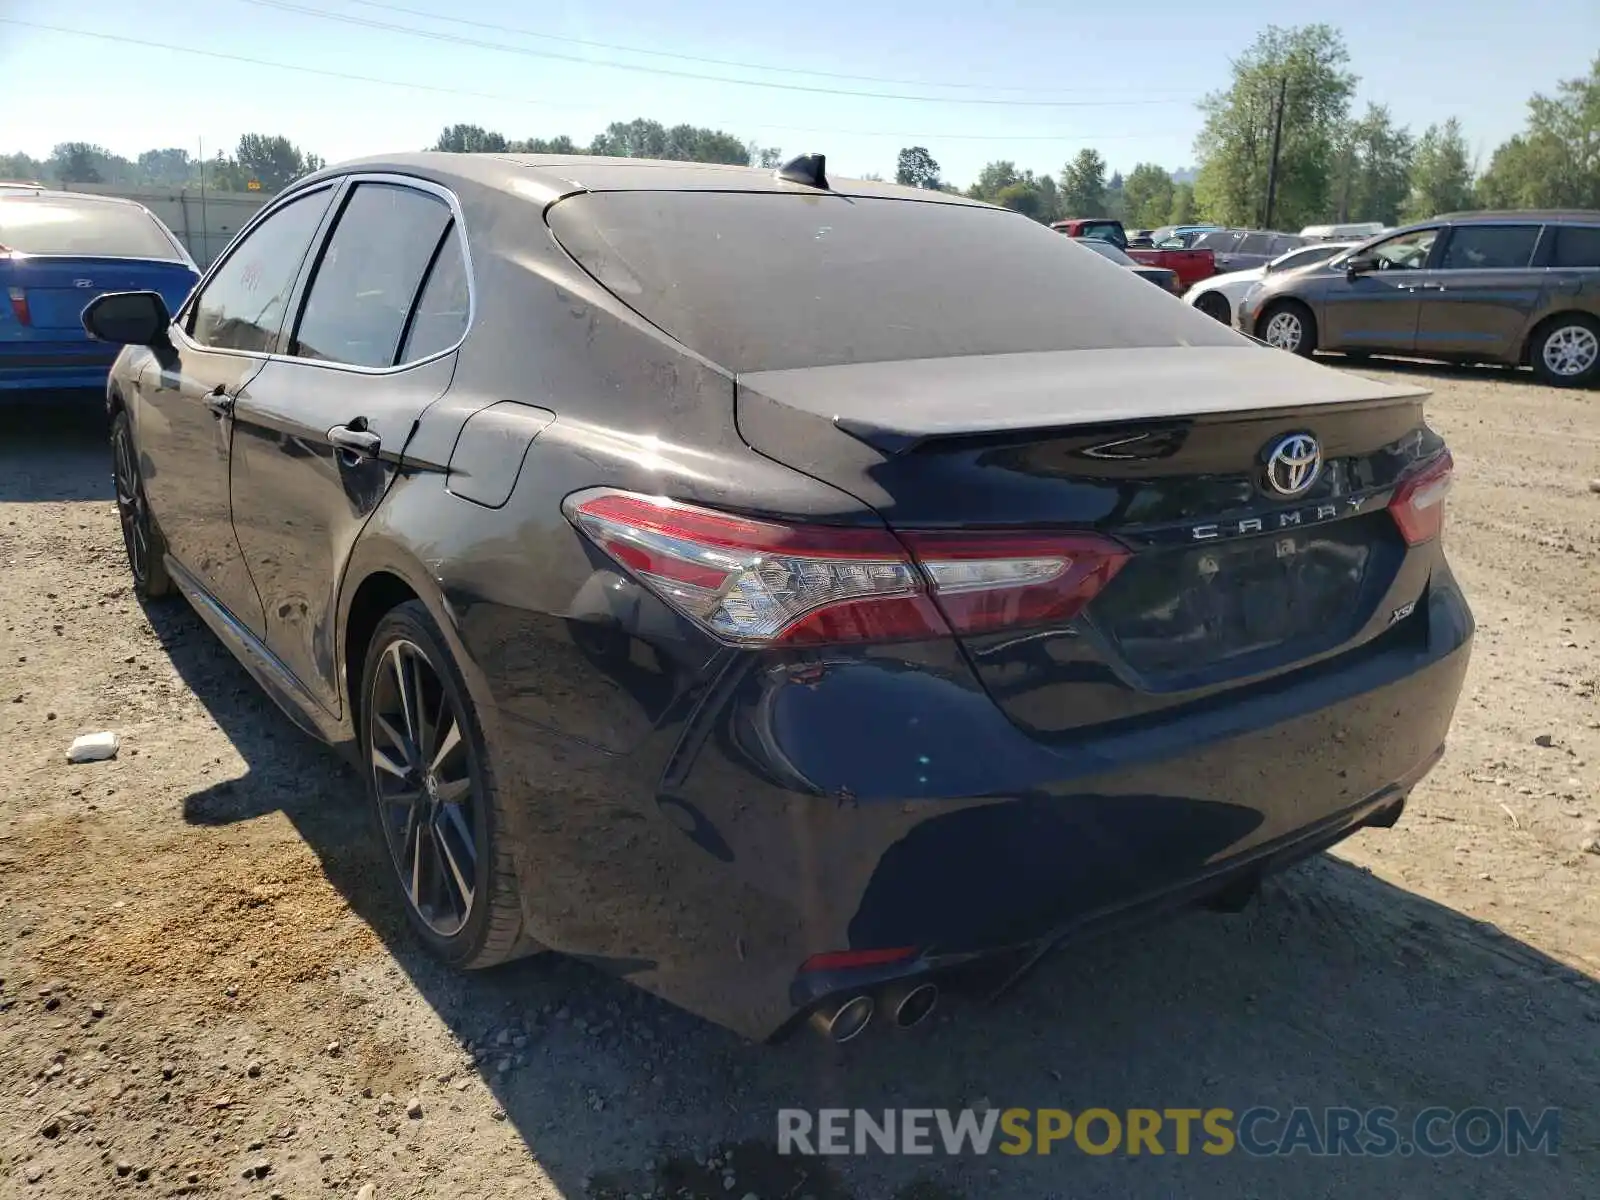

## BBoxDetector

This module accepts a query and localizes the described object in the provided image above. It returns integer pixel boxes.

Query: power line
[0,19,1174,147]
[232,0,1197,109]
[336,0,1196,98]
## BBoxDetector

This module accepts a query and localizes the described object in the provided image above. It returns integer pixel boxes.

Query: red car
[1052,217,1216,290]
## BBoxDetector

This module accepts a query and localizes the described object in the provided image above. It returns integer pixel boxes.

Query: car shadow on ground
[0,395,114,503]
[140,593,1600,1198]
[1320,352,1548,388]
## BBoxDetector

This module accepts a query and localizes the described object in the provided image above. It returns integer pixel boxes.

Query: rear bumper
[0,342,119,393]
[484,573,1472,1041]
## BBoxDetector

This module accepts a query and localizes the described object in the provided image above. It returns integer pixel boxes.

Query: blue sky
[2,0,1595,187]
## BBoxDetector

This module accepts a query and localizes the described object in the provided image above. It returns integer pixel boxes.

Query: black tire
[1194,291,1232,324]
[110,409,172,601]
[1529,314,1600,388]
[1258,300,1318,357]
[359,600,535,969]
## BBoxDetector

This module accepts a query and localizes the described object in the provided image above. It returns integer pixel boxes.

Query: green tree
[589,119,747,164]
[51,142,108,184]
[215,135,323,192]
[433,124,509,154]
[1403,118,1474,222]
[969,160,1021,201]
[136,148,196,187]
[1329,103,1414,225]
[1193,24,1356,229]
[747,143,783,168]
[993,180,1044,218]
[1035,173,1061,222]
[1476,56,1600,209]
[1168,181,1199,224]
[512,135,582,154]
[1059,148,1108,216]
[1,152,46,183]
[1121,163,1176,228]
[895,146,941,189]
[1104,169,1126,220]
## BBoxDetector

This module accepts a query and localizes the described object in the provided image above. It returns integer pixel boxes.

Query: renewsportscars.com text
[777,1106,1559,1158]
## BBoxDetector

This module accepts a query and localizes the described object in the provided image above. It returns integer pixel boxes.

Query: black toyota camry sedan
[83,152,1472,1043]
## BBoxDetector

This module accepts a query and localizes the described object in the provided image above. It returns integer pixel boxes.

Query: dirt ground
[2,360,1597,1199]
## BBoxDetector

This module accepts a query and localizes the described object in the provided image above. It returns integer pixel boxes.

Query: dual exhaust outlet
[809,980,940,1043]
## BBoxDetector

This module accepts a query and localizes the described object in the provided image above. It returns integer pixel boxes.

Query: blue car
[1,189,199,394]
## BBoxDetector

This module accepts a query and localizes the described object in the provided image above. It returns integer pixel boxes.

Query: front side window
[1439,225,1540,270]
[292,183,453,368]
[1239,233,1275,255]
[189,189,333,353]
[1365,228,1438,271]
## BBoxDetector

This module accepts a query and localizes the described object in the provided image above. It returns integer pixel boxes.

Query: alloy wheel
[1263,310,1303,352]
[1542,325,1599,378]
[368,638,479,937]
[112,424,150,585]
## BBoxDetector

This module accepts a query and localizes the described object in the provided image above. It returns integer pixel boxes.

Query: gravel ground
[2,361,1597,1199]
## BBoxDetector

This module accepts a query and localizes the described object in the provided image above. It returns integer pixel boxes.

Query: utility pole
[1264,74,1288,229]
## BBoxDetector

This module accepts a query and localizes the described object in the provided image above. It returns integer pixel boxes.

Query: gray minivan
[1244,211,1600,387]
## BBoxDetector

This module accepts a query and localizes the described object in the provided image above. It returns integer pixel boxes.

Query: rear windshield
[0,196,181,259]
[548,192,1236,372]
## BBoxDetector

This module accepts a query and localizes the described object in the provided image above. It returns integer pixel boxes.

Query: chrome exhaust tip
[886,981,939,1029]
[809,994,875,1043]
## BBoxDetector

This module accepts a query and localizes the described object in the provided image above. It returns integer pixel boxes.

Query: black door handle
[328,423,381,459]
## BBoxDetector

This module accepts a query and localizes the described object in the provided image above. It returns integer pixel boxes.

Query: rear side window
[1080,221,1121,242]
[190,188,334,353]
[399,227,470,361]
[1439,225,1540,270]
[0,196,180,259]
[1550,225,1600,268]
[292,183,454,368]
[548,192,1237,373]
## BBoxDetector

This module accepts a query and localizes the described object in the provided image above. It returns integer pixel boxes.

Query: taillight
[6,286,29,326]
[1388,451,1453,545]
[563,490,1130,646]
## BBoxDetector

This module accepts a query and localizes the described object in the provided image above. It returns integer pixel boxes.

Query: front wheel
[1259,302,1317,356]
[110,409,172,600]
[1194,291,1232,324]
[360,600,534,969]
[1531,316,1600,387]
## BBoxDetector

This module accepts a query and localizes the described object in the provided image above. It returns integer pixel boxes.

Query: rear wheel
[1259,301,1317,356]
[1194,291,1232,324]
[360,600,533,968]
[1531,315,1600,387]
[110,409,171,600]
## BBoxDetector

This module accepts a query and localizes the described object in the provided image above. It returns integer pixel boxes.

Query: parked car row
[1184,241,1358,324]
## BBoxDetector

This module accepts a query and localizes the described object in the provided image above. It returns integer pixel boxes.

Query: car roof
[0,187,153,210]
[301,151,991,209]
[1432,208,1600,223]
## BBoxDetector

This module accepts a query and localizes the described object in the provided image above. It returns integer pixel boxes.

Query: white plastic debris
[66,731,121,763]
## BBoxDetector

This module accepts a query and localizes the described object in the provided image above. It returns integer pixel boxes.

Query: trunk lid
[1,256,198,334]
[737,345,1438,732]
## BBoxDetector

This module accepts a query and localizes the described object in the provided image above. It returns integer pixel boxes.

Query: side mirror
[1344,255,1377,280]
[82,290,172,347]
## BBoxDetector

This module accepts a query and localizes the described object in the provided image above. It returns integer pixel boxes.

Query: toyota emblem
[1263,433,1322,497]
